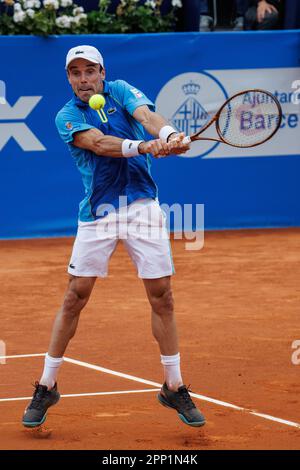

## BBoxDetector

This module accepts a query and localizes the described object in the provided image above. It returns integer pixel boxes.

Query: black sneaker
[157,382,206,427]
[22,382,60,428]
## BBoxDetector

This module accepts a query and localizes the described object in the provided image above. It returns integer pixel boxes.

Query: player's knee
[150,288,174,316]
[62,289,89,317]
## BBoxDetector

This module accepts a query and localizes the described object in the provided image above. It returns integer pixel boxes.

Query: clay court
[1,228,300,450]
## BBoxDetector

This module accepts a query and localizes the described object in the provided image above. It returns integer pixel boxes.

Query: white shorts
[68,199,175,279]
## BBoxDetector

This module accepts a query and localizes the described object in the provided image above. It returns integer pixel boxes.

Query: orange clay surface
[0,229,300,450]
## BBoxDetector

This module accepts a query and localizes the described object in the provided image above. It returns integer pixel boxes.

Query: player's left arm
[132,105,190,155]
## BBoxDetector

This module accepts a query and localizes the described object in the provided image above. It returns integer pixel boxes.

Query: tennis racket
[182,89,282,148]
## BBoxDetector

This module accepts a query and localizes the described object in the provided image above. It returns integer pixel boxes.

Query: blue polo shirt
[55,80,158,222]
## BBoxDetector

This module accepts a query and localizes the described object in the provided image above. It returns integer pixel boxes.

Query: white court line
[1,353,300,429]
[248,412,300,429]
[0,389,160,403]
[64,357,161,388]
[0,354,45,360]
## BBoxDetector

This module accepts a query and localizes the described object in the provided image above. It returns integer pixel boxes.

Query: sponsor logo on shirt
[130,88,143,99]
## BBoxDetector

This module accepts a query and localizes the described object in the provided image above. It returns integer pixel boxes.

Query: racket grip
[182,136,191,145]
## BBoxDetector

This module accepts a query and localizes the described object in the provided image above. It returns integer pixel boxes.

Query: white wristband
[159,125,177,142]
[182,136,191,145]
[122,139,144,157]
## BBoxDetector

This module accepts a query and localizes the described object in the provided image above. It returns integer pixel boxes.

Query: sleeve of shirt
[111,80,155,116]
[55,106,94,144]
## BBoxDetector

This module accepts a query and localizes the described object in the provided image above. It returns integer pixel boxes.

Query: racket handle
[182,136,191,145]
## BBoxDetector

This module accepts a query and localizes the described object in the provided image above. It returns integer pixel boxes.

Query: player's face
[67,58,105,102]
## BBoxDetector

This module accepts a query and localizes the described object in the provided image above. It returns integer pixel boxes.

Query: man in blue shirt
[22,45,205,429]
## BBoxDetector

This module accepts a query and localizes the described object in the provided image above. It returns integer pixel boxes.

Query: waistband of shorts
[78,198,159,226]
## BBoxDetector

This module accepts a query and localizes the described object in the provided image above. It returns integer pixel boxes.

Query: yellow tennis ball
[89,94,105,110]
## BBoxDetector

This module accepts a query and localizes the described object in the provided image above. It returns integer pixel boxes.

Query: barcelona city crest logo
[171,81,209,136]
[155,72,228,158]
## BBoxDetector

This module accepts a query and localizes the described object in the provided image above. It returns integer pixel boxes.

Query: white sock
[40,353,64,390]
[160,353,183,391]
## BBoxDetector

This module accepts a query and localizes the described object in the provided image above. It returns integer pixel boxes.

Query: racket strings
[217,91,281,147]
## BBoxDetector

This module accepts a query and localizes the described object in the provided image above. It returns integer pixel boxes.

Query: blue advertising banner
[0,31,300,238]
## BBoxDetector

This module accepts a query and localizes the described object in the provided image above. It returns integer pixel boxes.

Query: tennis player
[22,45,205,429]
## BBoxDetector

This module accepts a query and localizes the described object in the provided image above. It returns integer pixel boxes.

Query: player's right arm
[55,108,170,158]
[73,128,124,157]
[72,128,170,158]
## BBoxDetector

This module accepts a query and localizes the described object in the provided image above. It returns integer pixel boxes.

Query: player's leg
[143,275,205,427]
[143,275,181,385]
[22,215,118,428]
[46,275,96,360]
[44,216,118,374]
[22,275,96,428]
[37,275,96,390]
[144,277,177,357]
[124,199,205,426]
[22,217,118,428]
[124,199,181,389]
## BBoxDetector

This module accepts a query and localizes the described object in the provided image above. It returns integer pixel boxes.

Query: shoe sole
[22,413,47,428]
[157,393,206,428]
[22,393,60,428]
